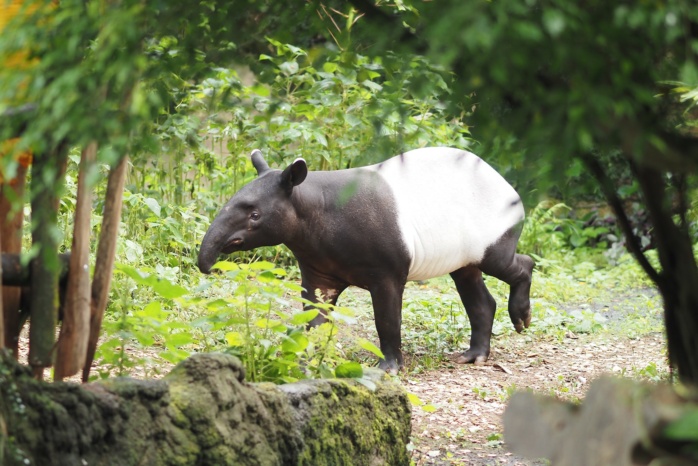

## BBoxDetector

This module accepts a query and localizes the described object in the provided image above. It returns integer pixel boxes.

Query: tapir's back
[368,147,524,281]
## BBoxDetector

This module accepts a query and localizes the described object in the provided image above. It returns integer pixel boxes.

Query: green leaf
[250,84,270,97]
[407,392,424,406]
[421,404,438,413]
[249,261,275,270]
[225,331,245,346]
[361,80,383,92]
[357,338,384,359]
[282,332,309,353]
[144,197,161,217]
[354,377,377,391]
[322,61,338,73]
[543,9,566,37]
[335,362,363,378]
[212,261,239,271]
[115,264,188,299]
[279,61,299,76]
[255,318,285,331]
[150,279,188,299]
[166,332,193,347]
[290,309,320,325]
[141,301,163,318]
[664,408,698,440]
[330,310,356,325]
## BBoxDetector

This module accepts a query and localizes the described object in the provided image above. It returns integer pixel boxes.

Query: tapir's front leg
[369,278,406,375]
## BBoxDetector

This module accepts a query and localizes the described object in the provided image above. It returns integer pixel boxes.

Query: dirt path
[407,327,667,465]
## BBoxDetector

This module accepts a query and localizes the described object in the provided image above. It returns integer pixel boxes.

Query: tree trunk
[83,155,128,382]
[583,154,698,384]
[1,352,411,466]
[634,164,698,384]
[28,149,68,378]
[54,143,96,380]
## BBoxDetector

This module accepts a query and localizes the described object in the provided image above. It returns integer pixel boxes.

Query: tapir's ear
[250,149,270,175]
[280,158,308,192]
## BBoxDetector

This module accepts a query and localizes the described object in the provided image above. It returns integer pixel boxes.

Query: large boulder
[0,352,411,466]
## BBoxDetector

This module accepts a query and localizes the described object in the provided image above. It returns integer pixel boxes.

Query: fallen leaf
[493,363,513,374]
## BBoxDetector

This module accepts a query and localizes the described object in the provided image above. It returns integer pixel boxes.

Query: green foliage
[663,406,698,461]
[93,257,368,384]
[347,0,698,170]
[139,39,471,197]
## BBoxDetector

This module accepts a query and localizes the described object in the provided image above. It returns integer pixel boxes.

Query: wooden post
[54,143,96,380]
[28,148,68,380]
[0,161,28,356]
[82,155,128,382]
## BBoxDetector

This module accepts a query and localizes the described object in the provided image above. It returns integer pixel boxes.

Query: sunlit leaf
[335,362,363,378]
[212,261,239,271]
[225,331,245,346]
[282,332,309,353]
[421,404,438,413]
[407,393,424,406]
[357,338,384,359]
[290,309,320,325]
[249,261,275,270]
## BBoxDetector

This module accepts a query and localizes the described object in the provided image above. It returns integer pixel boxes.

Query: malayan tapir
[197,147,534,374]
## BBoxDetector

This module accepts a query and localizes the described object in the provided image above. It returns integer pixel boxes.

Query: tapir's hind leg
[450,266,496,365]
[479,227,534,333]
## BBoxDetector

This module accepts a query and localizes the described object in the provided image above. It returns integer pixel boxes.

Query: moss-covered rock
[0,352,410,466]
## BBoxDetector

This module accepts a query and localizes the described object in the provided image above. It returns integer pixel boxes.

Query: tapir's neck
[282,169,364,255]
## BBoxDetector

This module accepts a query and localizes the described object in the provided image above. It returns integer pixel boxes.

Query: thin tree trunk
[54,143,96,380]
[82,155,128,382]
[634,164,698,384]
[583,153,698,383]
[0,162,28,356]
[28,148,68,380]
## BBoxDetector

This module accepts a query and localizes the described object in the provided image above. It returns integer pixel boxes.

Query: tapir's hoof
[512,306,532,333]
[453,349,489,366]
[378,359,401,375]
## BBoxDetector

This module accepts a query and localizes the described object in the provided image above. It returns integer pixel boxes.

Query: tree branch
[579,153,662,285]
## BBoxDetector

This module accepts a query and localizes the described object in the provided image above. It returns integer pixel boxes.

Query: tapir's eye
[250,211,261,221]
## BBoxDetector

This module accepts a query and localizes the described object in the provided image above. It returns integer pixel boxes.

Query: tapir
[198,147,534,374]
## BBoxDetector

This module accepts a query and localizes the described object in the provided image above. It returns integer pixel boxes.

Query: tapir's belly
[369,148,524,281]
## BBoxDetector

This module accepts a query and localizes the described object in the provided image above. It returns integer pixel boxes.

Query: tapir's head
[197,150,308,274]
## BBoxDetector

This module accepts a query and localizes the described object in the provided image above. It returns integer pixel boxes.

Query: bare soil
[406,331,666,465]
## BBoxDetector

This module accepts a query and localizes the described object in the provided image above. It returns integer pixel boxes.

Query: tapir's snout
[197,252,214,274]
[197,227,224,274]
